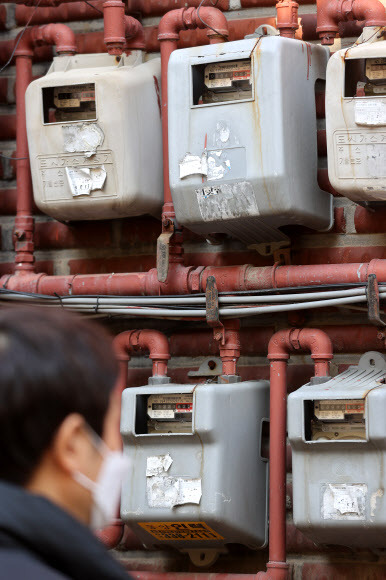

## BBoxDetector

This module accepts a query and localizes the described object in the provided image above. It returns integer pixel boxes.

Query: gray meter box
[120,380,269,552]
[168,37,333,244]
[288,352,386,547]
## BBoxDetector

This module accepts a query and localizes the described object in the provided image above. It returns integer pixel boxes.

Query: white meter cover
[288,352,386,547]
[26,53,163,221]
[168,37,332,244]
[326,40,386,202]
[120,380,269,552]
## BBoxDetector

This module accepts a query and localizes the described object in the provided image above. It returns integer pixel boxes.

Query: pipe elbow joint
[316,0,341,44]
[297,328,333,362]
[158,8,186,41]
[113,330,136,362]
[193,6,229,39]
[351,0,386,27]
[267,330,292,361]
[124,16,145,50]
[36,24,76,55]
[135,330,171,363]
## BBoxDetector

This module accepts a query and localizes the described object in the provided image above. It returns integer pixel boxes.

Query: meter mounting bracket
[367,274,386,327]
[157,218,176,283]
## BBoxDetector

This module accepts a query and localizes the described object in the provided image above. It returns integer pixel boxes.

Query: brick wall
[1,1,386,577]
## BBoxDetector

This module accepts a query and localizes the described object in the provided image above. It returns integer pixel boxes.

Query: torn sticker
[321,483,367,520]
[146,454,173,477]
[63,123,104,157]
[147,476,202,508]
[196,181,259,222]
[65,165,106,197]
[355,99,386,126]
[370,488,384,517]
[179,152,207,179]
[207,150,231,181]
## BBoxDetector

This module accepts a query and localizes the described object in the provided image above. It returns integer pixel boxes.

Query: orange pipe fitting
[257,329,333,580]
[124,15,146,50]
[103,0,125,55]
[215,320,241,377]
[316,0,386,45]
[113,329,170,393]
[276,0,299,38]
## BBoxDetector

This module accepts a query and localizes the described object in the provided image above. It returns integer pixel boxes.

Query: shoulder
[0,549,69,580]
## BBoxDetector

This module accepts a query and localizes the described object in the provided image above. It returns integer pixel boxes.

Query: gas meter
[167,36,333,245]
[326,39,386,203]
[288,351,386,547]
[26,52,163,221]
[120,378,269,564]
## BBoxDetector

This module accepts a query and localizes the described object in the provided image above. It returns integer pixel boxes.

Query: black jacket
[0,481,133,580]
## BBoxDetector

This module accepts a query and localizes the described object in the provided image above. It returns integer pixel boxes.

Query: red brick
[302,562,386,580]
[293,245,386,265]
[35,221,112,250]
[0,78,7,104]
[0,260,54,277]
[0,115,16,141]
[331,207,346,234]
[120,216,160,246]
[69,255,156,275]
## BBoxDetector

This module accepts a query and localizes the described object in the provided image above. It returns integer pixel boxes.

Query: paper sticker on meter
[147,394,193,420]
[366,58,386,83]
[204,59,252,89]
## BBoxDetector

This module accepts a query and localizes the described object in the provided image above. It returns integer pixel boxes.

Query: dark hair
[0,306,118,485]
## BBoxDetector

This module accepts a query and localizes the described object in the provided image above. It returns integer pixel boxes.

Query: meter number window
[304,399,366,442]
[344,58,386,98]
[135,393,193,435]
[191,58,253,106]
[42,83,97,124]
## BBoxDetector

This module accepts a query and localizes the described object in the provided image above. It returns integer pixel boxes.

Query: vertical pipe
[14,53,34,273]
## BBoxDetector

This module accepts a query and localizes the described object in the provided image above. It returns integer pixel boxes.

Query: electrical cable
[0,0,43,75]
[82,0,103,15]
[196,0,228,41]
[0,153,27,160]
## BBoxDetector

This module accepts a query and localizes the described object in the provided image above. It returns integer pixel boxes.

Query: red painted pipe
[12,24,76,274]
[260,329,333,580]
[276,0,299,38]
[217,319,241,376]
[125,15,146,50]
[103,0,125,55]
[114,329,170,393]
[157,7,228,268]
[316,0,386,45]
[15,2,104,26]
[132,575,257,579]
[4,258,386,295]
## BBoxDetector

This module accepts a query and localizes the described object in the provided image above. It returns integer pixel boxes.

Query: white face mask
[73,427,130,531]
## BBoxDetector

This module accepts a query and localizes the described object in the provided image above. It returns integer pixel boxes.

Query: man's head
[0,306,121,524]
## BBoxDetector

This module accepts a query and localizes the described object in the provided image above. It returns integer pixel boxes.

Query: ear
[50,413,95,477]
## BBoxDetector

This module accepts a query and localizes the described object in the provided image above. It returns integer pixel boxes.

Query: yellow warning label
[138,521,224,541]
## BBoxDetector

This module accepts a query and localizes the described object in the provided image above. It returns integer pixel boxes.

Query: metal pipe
[156,7,228,281]
[215,319,241,376]
[4,258,386,295]
[316,0,386,45]
[276,0,299,38]
[260,329,333,579]
[12,24,76,275]
[113,329,170,390]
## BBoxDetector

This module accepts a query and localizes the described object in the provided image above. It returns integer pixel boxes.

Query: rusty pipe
[103,0,125,55]
[257,329,333,580]
[156,7,228,280]
[316,0,386,45]
[215,319,241,377]
[4,258,386,295]
[114,329,170,393]
[13,24,75,274]
[124,15,146,49]
[276,0,299,38]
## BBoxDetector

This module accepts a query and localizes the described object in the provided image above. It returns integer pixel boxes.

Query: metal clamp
[367,274,386,327]
[205,276,224,343]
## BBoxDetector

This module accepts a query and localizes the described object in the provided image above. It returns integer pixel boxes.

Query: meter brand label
[138,522,224,541]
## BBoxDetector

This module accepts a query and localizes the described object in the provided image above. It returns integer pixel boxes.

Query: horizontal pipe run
[3,259,386,295]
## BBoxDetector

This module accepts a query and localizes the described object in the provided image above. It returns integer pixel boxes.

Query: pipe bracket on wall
[367,274,386,328]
